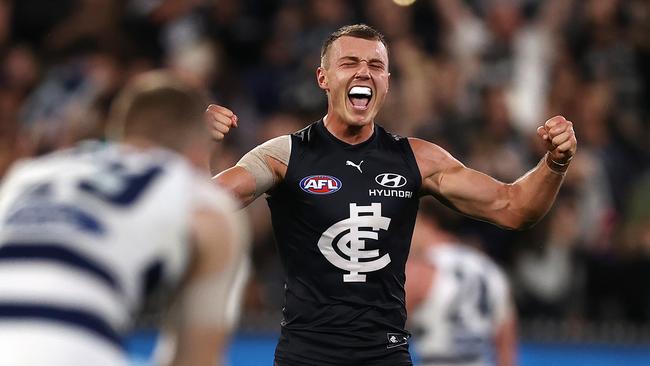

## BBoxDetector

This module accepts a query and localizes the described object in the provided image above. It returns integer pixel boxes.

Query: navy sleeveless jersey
[267,120,421,365]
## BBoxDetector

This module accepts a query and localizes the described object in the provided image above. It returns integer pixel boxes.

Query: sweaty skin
[207,34,577,227]
[205,26,575,366]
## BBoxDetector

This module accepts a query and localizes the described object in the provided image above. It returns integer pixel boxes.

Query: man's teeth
[349,86,372,96]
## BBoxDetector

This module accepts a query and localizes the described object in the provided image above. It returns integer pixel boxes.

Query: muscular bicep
[436,166,514,225]
[213,135,290,207]
[410,138,517,229]
[213,166,258,207]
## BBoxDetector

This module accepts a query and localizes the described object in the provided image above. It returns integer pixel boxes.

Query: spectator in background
[514,187,584,320]
[0,71,250,366]
[431,0,575,132]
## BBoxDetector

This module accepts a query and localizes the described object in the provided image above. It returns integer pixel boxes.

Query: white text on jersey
[369,189,413,198]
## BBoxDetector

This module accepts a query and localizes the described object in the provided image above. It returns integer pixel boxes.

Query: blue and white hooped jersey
[0,141,240,366]
[409,245,511,366]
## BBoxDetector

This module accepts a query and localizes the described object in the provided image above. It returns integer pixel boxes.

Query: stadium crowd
[1,0,649,340]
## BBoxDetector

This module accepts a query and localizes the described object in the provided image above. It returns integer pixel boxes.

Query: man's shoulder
[405,137,451,160]
[375,123,406,143]
[290,120,321,143]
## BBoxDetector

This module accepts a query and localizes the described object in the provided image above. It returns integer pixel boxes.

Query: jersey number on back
[78,162,162,206]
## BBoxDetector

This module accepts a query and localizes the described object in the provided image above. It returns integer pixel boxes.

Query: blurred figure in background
[0,71,249,366]
[431,0,575,132]
[407,202,517,366]
[513,187,584,321]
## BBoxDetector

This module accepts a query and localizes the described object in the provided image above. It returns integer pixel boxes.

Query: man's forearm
[508,154,567,229]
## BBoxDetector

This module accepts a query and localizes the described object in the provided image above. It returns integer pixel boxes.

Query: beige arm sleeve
[235,135,290,198]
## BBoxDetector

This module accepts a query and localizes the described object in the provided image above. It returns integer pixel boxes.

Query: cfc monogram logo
[317,203,391,282]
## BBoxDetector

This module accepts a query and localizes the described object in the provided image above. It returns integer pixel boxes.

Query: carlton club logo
[375,173,407,188]
[300,175,342,195]
[317,203,391,282]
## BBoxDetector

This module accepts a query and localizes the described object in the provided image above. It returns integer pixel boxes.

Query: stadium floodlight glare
[392,0,416,6]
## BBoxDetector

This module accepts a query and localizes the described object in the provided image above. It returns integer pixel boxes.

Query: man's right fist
[205,104,238,141]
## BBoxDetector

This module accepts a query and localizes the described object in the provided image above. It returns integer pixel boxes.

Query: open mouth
[348,86,372,110]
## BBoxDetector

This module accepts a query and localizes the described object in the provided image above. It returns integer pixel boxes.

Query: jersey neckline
[316,119,378,150]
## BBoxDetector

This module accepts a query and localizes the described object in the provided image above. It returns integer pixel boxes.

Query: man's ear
[387,72,391,93]
[316,66,328,91]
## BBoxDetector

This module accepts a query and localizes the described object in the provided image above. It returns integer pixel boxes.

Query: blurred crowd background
[1,0,649,344]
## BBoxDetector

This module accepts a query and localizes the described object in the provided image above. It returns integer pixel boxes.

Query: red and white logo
[300,175,342,195]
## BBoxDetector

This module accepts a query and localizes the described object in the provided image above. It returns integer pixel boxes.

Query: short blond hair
[108,71,208,151]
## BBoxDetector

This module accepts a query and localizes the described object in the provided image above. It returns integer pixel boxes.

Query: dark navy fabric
[268,120,421,365]
[0,242,120,293]
[0,302,122,348]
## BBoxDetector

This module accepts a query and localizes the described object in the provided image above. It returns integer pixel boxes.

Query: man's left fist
[536,115,577,164]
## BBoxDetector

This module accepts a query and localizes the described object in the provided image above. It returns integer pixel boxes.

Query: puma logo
[346,160,364,173]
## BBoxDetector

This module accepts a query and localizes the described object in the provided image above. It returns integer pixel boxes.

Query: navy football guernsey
[267,120,421,365]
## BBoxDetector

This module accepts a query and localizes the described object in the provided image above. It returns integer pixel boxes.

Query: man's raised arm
[205,104,289,207]
[412,115,577,230]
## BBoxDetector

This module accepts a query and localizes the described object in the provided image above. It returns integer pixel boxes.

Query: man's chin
[345,111,373,126]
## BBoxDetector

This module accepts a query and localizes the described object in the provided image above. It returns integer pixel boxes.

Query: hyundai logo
[375,173,407,188]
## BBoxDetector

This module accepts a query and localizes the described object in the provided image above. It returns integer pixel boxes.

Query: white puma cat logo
[346,160,364,173]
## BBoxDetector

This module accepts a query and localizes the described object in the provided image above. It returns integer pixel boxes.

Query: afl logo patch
[375,173,407,188]
[300,175,342,195]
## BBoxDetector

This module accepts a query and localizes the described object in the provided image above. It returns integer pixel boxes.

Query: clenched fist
[536,115,577,174]
[205,104,238,141]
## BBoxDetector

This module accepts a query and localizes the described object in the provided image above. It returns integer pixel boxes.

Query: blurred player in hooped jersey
[0,71,250,366]
[406,201,517,366]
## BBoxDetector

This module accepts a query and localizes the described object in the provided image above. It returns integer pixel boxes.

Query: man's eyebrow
[337,56,386,65]
[338,56,360,63]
